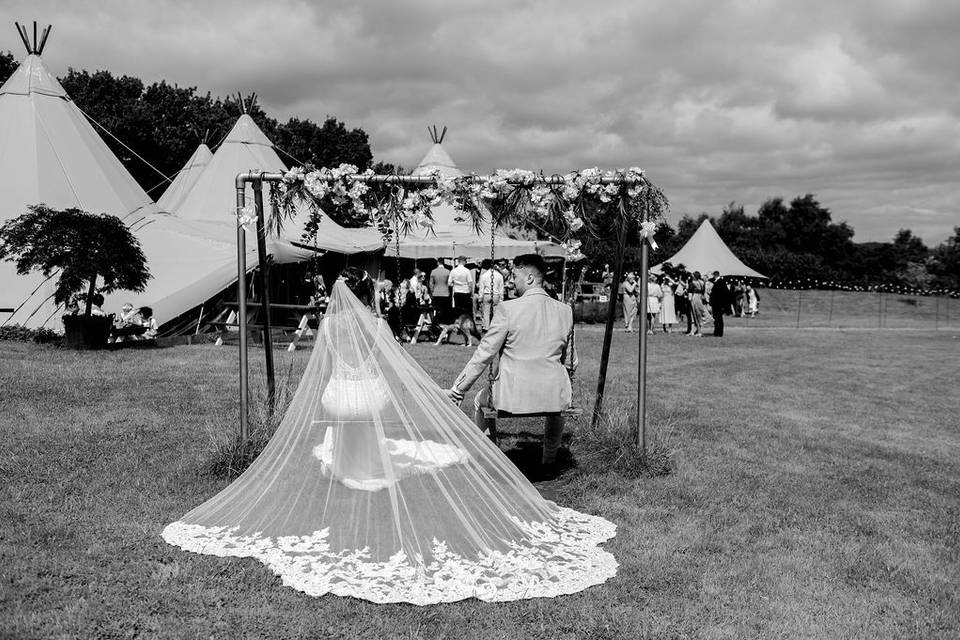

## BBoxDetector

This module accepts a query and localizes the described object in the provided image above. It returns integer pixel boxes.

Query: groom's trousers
[473,388,564,464]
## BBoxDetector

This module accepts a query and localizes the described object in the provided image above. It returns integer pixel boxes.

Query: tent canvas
[171,113,382,255]
[651,219,767,278]
[393,137,565,260]
[156,143,212,213]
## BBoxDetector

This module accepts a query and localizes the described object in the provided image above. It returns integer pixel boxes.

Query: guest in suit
[446,254,576,469]
[709,271,733,337]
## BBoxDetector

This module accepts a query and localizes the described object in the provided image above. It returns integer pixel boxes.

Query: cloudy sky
[5,0,958,243]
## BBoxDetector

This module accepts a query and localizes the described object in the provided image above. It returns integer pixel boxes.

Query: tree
[930,226,960,288]
[0,50,16,83]
[0,205,150,317]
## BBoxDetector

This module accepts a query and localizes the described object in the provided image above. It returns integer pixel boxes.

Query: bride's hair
[340,267,375,307]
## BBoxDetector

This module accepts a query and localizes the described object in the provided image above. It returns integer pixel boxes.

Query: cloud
[3,0,958,243]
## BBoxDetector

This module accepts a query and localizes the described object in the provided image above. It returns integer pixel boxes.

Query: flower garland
[270,165,669,258]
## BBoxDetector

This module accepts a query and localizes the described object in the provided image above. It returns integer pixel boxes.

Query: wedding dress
[162,280,616,604]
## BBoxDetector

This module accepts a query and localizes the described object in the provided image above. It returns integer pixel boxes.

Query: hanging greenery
[264,164,669,260]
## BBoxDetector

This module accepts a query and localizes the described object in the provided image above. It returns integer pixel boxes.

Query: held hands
[446,387,464,404]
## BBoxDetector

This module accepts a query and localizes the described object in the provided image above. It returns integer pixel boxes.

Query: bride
[162,268,617,605]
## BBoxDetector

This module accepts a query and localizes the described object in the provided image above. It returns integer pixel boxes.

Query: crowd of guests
[367,257,535,343]
[616,264,760,337]
[63,292,159,342]
[308,257,564,345]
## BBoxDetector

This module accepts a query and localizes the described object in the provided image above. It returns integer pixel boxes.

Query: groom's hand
[446,387,464,404]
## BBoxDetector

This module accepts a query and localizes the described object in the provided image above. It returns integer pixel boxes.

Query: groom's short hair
[513,254,546,279]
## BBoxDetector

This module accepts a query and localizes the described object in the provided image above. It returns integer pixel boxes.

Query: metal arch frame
[233,170,653,453]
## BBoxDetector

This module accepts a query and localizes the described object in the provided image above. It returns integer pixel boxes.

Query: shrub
[0,324,62,345]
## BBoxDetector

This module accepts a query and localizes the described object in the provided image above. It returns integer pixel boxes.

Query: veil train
[162,280,617,604]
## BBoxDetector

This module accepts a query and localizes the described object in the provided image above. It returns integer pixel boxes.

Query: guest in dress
[687,272,705,336]
[746,285,759,317]
[646,275,663,335]
[621,272,638,332]
[658,276,677,333]
[673,272,689,333]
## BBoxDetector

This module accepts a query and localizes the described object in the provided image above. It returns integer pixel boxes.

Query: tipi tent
[651,219,767,278]
[395,127,565,260]
[156,143,212,213]
[0,24,166,328]
[172,110,382,255]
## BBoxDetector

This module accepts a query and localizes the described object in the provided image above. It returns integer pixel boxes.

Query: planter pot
[62,314,113,350]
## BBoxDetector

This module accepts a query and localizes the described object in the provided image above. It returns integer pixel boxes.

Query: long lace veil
[163,280,616,604]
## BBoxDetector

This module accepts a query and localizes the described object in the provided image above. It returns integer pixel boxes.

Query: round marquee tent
[651,219,767,279]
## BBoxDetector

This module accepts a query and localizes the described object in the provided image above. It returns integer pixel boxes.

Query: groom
[446,254,577,469]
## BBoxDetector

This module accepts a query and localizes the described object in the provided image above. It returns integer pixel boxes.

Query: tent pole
[253,178,276,409]
[236,182,250,442]
[636,230,650,453]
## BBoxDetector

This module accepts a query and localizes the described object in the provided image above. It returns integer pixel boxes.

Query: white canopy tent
[394,130,565,260]
[651,219,767,278]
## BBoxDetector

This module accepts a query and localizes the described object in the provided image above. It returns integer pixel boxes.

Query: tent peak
[14,21,51,56]
[234,92,257,115]
[428,124,447,145]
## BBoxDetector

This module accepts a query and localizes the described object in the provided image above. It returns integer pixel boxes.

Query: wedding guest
[708,271,733,337]
[673,271,690,333]
[658,275,677,333]
[601,263,613,298]
[621,272,638,332]
[139,306,158,339]
[429,258,451,323]
[398,279,420,328]
[746,285,759,317]
[646,274,662,335]
[732,280,745,317]
[499,261,516,301]
[448,256,474,317]
[687,272,705,336]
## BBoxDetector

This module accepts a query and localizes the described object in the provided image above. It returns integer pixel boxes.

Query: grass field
[714,289,960,331]
[2,320,959,638]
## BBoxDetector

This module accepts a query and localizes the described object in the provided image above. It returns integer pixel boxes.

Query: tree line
[2,52,957,289]
[0,51,392,218]
[644,196,959,290]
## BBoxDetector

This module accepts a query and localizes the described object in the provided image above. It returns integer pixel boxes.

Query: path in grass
[1,326,958,639]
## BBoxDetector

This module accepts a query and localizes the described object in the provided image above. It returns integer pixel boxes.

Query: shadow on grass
[498,438,578,483]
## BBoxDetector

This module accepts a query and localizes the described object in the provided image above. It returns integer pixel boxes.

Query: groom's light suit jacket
[454,286,577,413]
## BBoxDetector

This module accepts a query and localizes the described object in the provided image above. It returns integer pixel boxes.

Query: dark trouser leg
[542,414,565,464]
[712,306,724,336]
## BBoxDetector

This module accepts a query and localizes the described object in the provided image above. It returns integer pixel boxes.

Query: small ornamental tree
[0,205,150,317]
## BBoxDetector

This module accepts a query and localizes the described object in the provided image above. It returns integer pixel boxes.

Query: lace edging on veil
[162,507,617,604]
